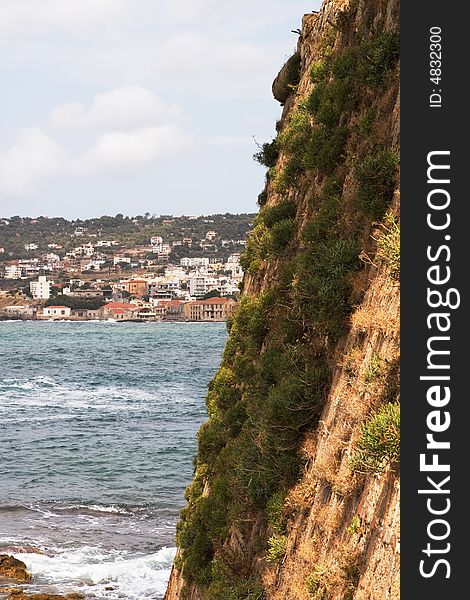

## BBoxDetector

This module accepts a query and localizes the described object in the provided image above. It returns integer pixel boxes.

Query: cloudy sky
[0,0,320,218]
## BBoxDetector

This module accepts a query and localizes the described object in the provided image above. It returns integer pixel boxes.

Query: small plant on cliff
[363,352,385,384]
[257,188,268,207]
[266,534,288,562]
[358,107,377,136]
[355,148,398,219]
[306,565,326,598]
[347,514,362,535]
[360,31,400,87]
[253,139,279,169]
[266,490,288,535]
[350,402,400,473]
[206,561,266,600]
[376,212,400,280]
[285,52,302,90]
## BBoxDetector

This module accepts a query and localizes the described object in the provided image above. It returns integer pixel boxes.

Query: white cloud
[0,0,125,33]
[49,86,180,132]
[156,34,269,74]
[0,128,67,196]
[71,126,190,177]
[0,119,189,197]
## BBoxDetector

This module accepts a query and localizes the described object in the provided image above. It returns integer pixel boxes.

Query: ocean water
[0,320,227,599]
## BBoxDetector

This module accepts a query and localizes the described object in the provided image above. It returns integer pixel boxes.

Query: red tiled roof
[104,302,135,309]
[112,308,126,314]
[45,305,69,309]
[122,279,147,284]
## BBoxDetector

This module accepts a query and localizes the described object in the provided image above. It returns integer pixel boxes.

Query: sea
[0,320,227,599]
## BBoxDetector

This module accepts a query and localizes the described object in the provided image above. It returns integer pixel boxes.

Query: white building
[4,265,23,279]
[96,240,118,247]
[150,236,163,246]
[189,275,207,298]
[74,244,94,257]
[43,305,71,318]
[180,257,209,268]
[24,243,38,251]
[30,276,51,300]
[205,230,217,241]
[44,253,60,263]
[114,256,132,265]
[188,274,220,298]
[4,305,35,318]
[82,259,105,272]
[227,253,241,264]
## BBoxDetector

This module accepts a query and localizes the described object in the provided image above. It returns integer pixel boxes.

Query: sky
[0,0,321,219]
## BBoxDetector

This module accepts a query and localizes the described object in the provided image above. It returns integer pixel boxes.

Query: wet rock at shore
[5,593,84,600]
[0,556,32,583]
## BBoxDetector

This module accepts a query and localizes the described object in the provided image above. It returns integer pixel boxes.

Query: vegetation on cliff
[171,1,400,598]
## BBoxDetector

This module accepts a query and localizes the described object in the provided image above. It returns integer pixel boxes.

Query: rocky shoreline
[0,555,83,600]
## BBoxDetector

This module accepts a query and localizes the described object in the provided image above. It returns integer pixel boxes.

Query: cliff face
[166,0,400,598]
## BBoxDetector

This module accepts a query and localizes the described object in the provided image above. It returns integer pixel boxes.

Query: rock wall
[166,0,400,598]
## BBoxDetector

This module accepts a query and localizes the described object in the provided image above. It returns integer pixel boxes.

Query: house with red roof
[98,302,139,321]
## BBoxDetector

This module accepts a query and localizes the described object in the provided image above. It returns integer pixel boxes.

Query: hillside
[165,0,400,598]
[0,213,254,261]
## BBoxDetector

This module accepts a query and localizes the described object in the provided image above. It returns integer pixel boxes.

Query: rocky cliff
[165,0,400,598]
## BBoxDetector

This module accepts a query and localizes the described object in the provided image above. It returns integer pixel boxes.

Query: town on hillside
[0,214,251,322]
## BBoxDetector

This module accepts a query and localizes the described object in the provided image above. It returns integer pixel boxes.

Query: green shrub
[310,60,330,83]
[270,219,295,253]
[197,418,226,464]
[254,139,279,168]
[272,157,304,193]
[363,353,385,383]
[266,490,288,534]
[240,221,271,273]
[266,534,287,562]
[306,566,324,597]
[261,201,296,228]
[355,148,398,219]
[302,179,343,239]
[257,189,268,207]
[176,477,231,585]
[351,403,400,473]
[207,561,266,600]
[360,31,400,87]
[331,48,358,80]
[277,109,312,157]
[309,79,356,128]
[376,212,400,280]
[304,125,348,175]
[347,514,362,535]
[295,237,359,337]
[285,52,302,89]
[358,108,377,136]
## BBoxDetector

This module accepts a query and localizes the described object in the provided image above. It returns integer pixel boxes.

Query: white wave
[0,381,157,412]
[15,546,176,599]
[56,504,134,515]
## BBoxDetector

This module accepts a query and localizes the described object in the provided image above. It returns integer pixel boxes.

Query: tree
[202,289,222,300]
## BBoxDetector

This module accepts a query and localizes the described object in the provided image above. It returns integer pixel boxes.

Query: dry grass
[341,346,364,379]
[286,479,318,513]
[351,303,399,336]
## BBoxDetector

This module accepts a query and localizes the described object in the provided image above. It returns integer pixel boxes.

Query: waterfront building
[43,306,71,318]
[30,276,51,300]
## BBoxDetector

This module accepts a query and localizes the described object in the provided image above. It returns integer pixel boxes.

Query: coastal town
[0,214,251,322]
